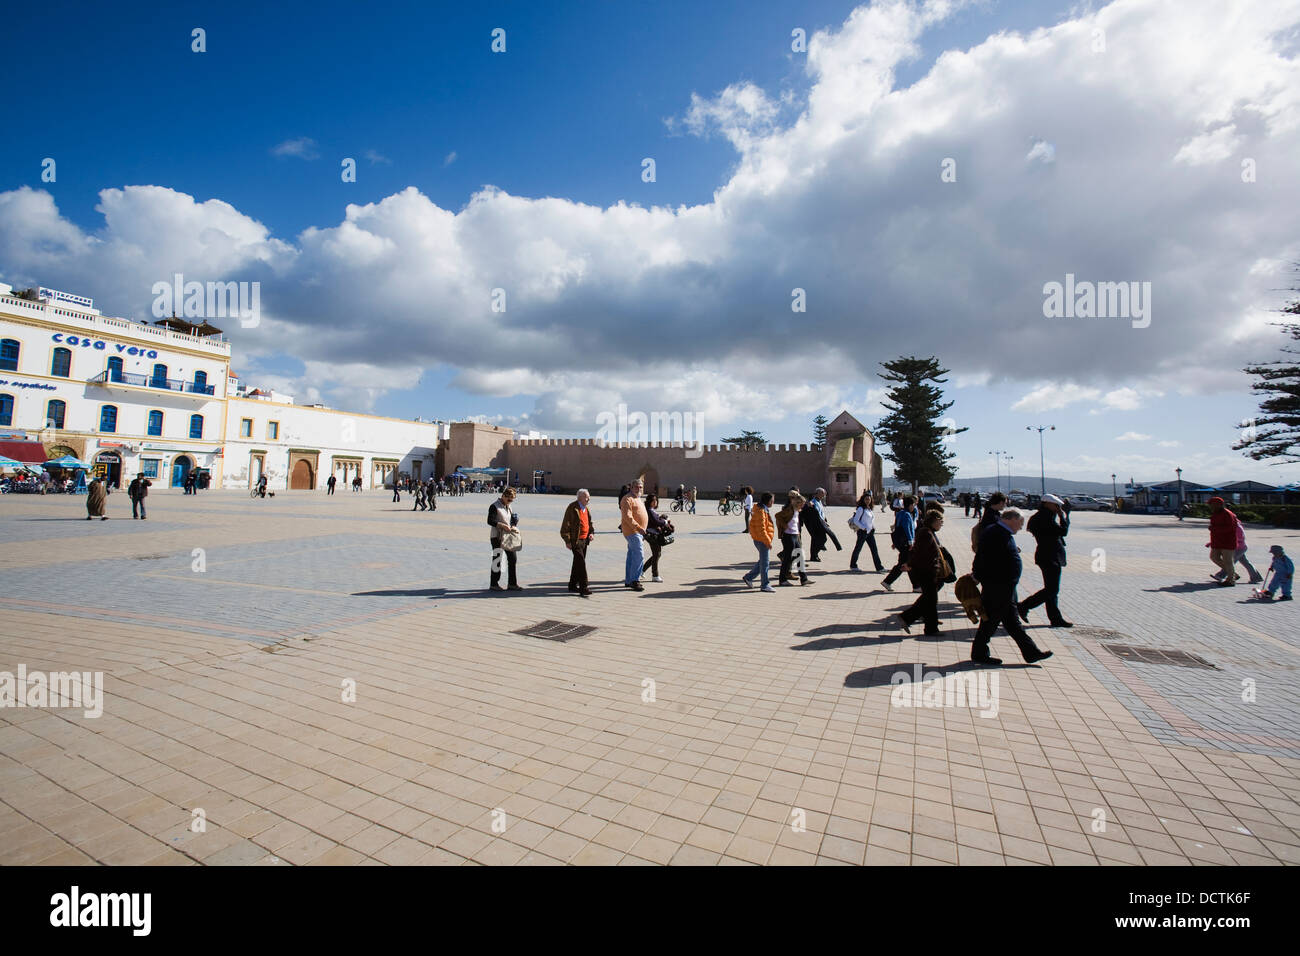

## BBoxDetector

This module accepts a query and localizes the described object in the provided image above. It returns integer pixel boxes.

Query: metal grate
[1101,644,1218,670]
[512,620,596,643]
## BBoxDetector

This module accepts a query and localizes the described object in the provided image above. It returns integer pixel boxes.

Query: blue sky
[2,0,1297,485]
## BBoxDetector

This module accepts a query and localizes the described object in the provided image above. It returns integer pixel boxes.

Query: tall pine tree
[1234,290,1300,463]
[873,356,966,493]
[812,414,829,448]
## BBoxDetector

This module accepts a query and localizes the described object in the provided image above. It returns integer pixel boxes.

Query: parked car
[920,491,945,504]
[1065,495,1108,511]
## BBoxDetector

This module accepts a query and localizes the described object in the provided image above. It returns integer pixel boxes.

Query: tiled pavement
[0,489,1297,865]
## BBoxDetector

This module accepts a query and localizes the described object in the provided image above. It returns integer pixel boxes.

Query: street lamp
[1027,425,1055,496]
[1176,467,1183,521]
[989,450,1006,494]
[1111,473,1117,509]
[1005,455,1015,493]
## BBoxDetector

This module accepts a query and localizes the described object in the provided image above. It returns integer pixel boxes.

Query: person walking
[642,492,671,583]
[971,509,1053,666]
[392,479,401,504]
[1212,514,1264,584]
[898,510,948,636]
[882,495,917,591]
[963,492,971,517]
[971,492,1007,553]
[689,486,697,515]
[488,487,521,592]
[741,486,754,533]
[128,472,151,520]
[1206,497,1239,585]
[327,474,337,495]
[775,490,813,586]
[560,489,595,597]
[412,482,427,511]
[621,478,649,591]
[1018,494,1073,627]
[743,491,777,591]
[85,475,109,520]
[849,491,885,572]
[426,478,438,512]
[803,488,842,562]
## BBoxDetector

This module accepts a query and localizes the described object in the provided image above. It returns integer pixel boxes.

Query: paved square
[1,489,1298,865]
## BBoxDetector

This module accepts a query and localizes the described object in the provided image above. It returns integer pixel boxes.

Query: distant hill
[932,475,1118,496]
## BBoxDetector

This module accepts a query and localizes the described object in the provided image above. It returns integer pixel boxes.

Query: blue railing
[88,370,215,395]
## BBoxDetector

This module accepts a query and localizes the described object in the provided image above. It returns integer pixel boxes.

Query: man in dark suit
[971,509,1053,666]
[1018,494,1073,627]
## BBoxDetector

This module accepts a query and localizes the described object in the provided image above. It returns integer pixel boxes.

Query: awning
[0,439,48,464]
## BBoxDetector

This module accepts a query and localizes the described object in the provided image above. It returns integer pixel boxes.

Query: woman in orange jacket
[743,492,777,592]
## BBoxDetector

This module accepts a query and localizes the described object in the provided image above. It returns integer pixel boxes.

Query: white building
[0,285,444,490]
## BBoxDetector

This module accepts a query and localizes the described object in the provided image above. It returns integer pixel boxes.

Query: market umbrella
[44,455,94,470]
[0,455,29,470]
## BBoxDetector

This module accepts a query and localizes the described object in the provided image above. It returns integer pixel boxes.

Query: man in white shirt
[741,486,754,533]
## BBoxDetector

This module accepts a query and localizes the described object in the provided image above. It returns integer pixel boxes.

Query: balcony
[87,370,216,395]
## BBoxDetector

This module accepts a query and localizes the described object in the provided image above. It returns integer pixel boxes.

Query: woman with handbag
[488,487,523,592]
[642,492,672,583]
[848,491,885,572]
[897,510,947,636]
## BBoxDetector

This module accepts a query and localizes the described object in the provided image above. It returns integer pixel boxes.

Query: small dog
[954,573,985,624]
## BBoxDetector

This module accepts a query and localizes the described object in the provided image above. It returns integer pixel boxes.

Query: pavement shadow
[636,582,758,598]
[353,584,578,599]
[1143,581,1235,593]
[845,658,1034,688]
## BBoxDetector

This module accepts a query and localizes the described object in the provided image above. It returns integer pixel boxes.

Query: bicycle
[670,498,687,513]
[717,498,740,516]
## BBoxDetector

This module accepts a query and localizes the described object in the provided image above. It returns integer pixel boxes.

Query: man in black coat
[1018,494,1073,627]
[801,488,842,562]
[971,509,1053,666]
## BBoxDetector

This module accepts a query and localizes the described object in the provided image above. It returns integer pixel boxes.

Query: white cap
[1042,494,1065,505]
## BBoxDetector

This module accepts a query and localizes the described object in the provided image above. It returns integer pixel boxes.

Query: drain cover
[1102,644,1218,669]
[512,620,595,642]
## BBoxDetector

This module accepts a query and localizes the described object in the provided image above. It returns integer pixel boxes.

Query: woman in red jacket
[1207,497,1239,585]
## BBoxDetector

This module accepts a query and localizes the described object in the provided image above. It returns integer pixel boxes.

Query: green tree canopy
[721,429,767,448]
[1235,290,1300,464]
[873,356,966,493]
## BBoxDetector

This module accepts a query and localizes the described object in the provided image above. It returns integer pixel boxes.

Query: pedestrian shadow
[795,623,865,638]
[845,659,1032,688]
[637,584,750,599]
[798,590,869,599]
[353,584,577,599]
[1143,581,1233,593]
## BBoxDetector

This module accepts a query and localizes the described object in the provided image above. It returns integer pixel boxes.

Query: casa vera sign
[50,332,159,359]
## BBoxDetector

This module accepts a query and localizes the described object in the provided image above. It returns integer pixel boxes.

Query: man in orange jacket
[621,479,649,590]
[743,491,777,592]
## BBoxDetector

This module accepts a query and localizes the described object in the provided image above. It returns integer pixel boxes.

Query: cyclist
[256,473,268,498]
[721,484,733,509]
[676,484,686,510]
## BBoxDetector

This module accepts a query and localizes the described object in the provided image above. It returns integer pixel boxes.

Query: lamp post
[1026,425,1055,496]
[989,450,1005,494]
[1111,473,1117,509]
[1176,467,1183,521]
[1005,456,1015,494]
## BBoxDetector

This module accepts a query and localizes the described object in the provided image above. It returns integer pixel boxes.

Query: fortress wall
[503,441,827,498]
